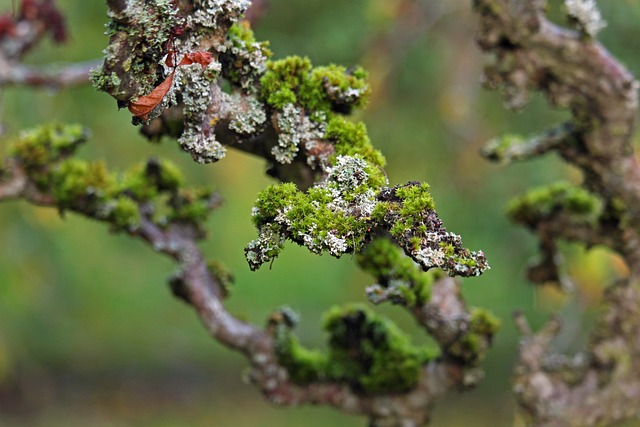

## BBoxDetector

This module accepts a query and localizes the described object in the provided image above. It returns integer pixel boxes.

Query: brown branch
[475,1,640,425]
[0,59,99,88]
[0,156,491,426]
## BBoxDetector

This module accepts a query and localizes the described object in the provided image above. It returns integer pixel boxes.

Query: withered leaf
[128,72,175,120]
[179,51,213,68]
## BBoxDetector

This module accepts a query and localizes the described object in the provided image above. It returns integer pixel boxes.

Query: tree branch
[475,1,640,425]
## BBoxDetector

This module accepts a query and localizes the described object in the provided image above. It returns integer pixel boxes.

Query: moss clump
[246,156,384,270]
[260,56,370,114]
[389,183,436,239]
[168,188,215,226]
[507,181,603,226]
[52,159,115,209]
[274,326,327,384]
[325,115,386,179]
[8,124,215,234]
[447,308,500,364]
[11,123,87,171]
[323,304,437,394]
[357,238,439,306]
[273,304,438,394]
[109,196,141,230]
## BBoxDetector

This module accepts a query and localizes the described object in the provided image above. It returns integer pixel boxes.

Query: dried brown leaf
[128,72,175,120]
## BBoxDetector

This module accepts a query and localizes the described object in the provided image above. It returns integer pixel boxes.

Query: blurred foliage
[0,0,639,425]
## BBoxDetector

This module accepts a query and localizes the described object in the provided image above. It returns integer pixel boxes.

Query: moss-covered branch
[0,1,498,425]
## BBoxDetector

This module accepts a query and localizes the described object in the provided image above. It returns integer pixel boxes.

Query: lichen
[220,20,272,91]
[174,63,226,163]
[271,103,326,164]
[92,0,180,102]
[247,175,488,277]
[227,92,267,136]
[245,155,385,270]
[565,0,607,37]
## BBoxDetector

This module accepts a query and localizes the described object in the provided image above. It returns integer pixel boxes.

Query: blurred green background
[0,0,639,426]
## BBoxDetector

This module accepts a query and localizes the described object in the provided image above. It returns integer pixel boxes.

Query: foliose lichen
[219,20,272,91]
[245,154,385,269]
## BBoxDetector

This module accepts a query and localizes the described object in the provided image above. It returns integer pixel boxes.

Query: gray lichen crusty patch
[174,63,226,163]
[227,92,267,136]
[91,0,179,101]
[272,104,327,164]
[564,0,607,37]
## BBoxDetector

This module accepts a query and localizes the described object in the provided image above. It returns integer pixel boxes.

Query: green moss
[357,238,438,306]
[387,183,436,240]
[325,115,386,173]
[109,196,141,229]
[252,182,301,225]
[397,182,436,213]
[297,64,370,113]
[469,308,501,336]
[156,159,184,191]
[8,124,214,234]
[273,304,438,394]
[120,163,159,201]
[168,188,214,225]
[507,181,603,225]
[260,56,312,109]
[260,56,370,115]
[371,201,390,222]
[274,326,327,384]
[447,307,500,364]
[323,304,437,394]
[11,123,87,169]
[52,160,115,209]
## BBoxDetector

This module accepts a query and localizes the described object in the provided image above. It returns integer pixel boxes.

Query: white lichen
[174,63,227,162]
[413,246,446,270]
[272,103,326,164]
[323,232,348,256]
[565,0,607,37]
[325,155,370,190]
[245,224,285,270]
[228,92,267,135]
[187,0,251,28]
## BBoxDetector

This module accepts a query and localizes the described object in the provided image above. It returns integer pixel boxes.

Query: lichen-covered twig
[475,1,640,425]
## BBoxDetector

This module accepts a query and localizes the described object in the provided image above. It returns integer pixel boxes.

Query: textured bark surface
[475,1,640,426]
